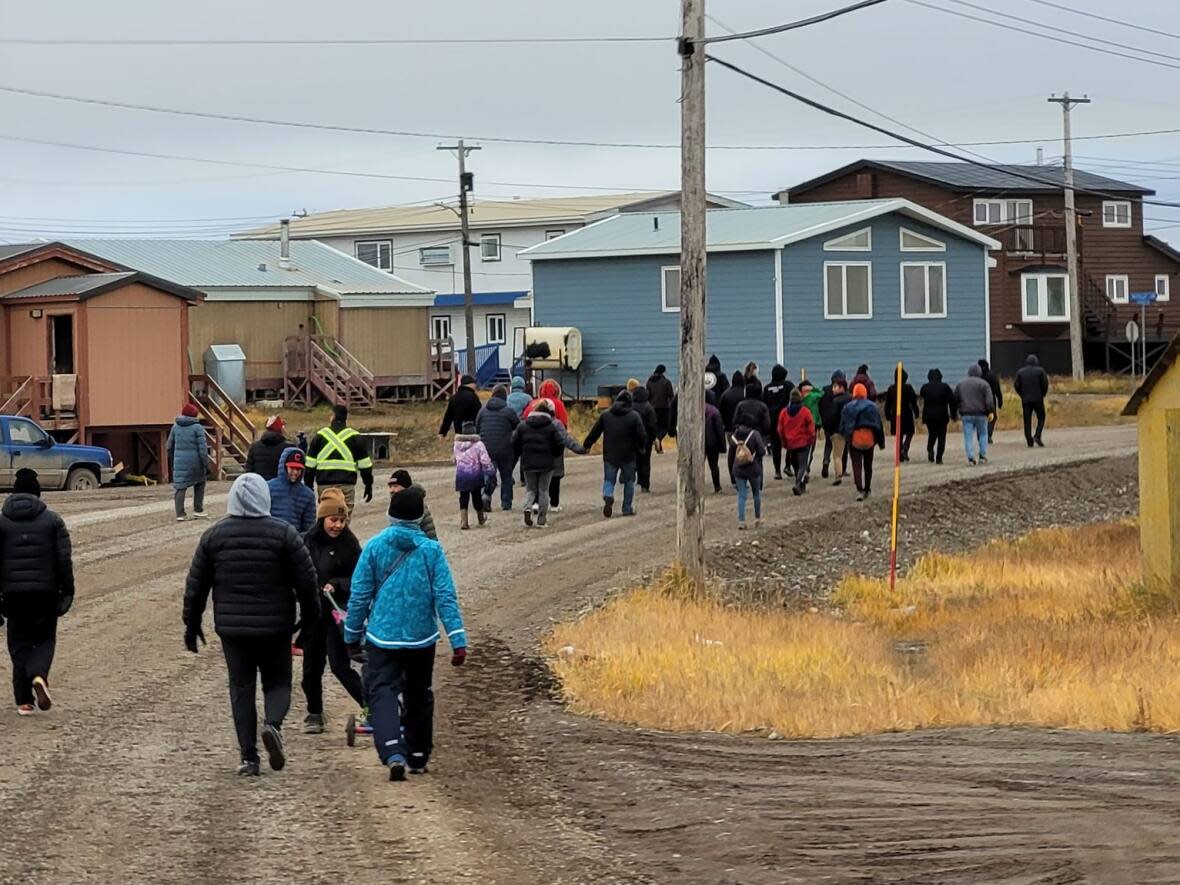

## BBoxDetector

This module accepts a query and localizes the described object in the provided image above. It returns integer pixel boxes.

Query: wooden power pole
[438,139,481,377]
[678,0,707,585]
[1048,92,1090,381]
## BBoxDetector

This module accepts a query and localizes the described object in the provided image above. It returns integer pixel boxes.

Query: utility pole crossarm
[1048,92,1090,382]
[437,140,482,379]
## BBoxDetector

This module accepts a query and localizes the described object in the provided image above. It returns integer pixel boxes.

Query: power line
[0,35,670,47]
[699,0,888,45]
[1018,0,1180,43]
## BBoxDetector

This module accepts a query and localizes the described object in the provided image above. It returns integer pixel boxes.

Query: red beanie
[181,403,200,418]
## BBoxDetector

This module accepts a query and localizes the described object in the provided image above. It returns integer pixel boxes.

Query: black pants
[1022,402,1046,443]
[925,419,948,462]
[364,644,436,768]
[221,635,292,763]
[6,612,57,706]
[769,431,784,478]
[654,407,671,440]
[549,475,562,508]
[706,449,722,492]
[987,414,998,443]
[637,445,653,491]
[850,446,875,493]
[458,490,485,512]
[301,616,365,715]
[900,431,914,461]
[822,433,850,475]
[788,447,810,491]
[726,445,737,486]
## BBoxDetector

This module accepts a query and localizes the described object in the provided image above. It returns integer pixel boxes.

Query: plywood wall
[339,307,429,378]
[188,300,317,382]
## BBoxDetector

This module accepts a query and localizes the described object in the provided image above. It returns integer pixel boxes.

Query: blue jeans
[488,451,515,510]
[735,475,762,522]
[603,461,636,514]
[962,415,988,461]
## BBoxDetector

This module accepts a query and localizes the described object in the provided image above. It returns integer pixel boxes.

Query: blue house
[521,199,1000,392]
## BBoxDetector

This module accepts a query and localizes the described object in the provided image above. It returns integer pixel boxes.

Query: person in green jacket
[797,379,824,484]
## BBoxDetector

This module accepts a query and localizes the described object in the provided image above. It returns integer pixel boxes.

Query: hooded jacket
[631,386,659,450]
[184,474,320,640]
[884,372,920,436]
[507,375,533,418]
[819,376,852,435]
[919,369,957,424]
[513,411,565,472]
[777,402,817,451]
[476,395,520,460]
[167,415,208,490]
[267,447,317,533]
[718,371,747,431]
[645,369,675,410]
[524,379,570,428]
[731,425,767,482]
[955,364,996,416]
[732,381,772,438]
[245,429,291,480]
[800,386,823,426]
[0,494,73,614]
[344,522,466,651]
[439,385,483,437]
[839,397,886,449]
[453,433,494,492]
[979,359,1004,410]
[706,355,729,398]
[303,520,362,624]
[583,397,647,467]
[762,365,794,431]
[1014,355,1050,405]
[705,401,726,454]
[851,371,878,401]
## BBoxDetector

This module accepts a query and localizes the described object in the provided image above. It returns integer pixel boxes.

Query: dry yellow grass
[546,522,1180,738]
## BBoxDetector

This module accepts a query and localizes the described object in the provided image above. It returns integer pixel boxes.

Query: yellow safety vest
[305,427,373,472]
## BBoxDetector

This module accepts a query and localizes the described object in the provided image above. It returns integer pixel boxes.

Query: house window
[900,262,947,318]
[486,313,506,345]
[480,233,502,262]
[824,262,873,319]
[823,227,872,252]
[355,240,392,271]
[545,229,566,240]
[420,245,452,266]
[661,266,681,312]
[1102,200,1132,228]
[431,315,452,340]
[1105,274,1129,304]
[899,227,946,252]
[1022,273,1070,322]
[973,198,1033,226]
[1156,274,1171,302]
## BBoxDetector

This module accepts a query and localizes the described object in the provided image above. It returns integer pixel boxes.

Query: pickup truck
[0,415,117,491]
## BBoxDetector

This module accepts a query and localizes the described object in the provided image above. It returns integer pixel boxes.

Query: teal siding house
[522,199,999,390]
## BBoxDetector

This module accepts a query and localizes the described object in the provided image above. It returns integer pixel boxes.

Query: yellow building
[1123,333,1180,587]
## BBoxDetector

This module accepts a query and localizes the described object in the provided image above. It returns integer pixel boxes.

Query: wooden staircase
[283,335,376,408]
[189,374,256,480]
[0,376,80,434]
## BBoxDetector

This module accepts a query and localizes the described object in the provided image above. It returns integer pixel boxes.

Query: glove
[451,646,467,667]
[184,626,206,654]
[56,595,74,617]
[363,485,373,504]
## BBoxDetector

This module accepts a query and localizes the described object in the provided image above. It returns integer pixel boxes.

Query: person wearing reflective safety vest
[303,405,374,511]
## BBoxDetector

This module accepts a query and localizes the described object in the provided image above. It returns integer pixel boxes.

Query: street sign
[1130,291,1159,305]
[1126,321,1140,343]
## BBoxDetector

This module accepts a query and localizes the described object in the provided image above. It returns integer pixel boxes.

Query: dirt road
[4,424,1176,885]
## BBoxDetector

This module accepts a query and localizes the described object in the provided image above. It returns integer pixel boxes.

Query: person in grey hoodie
[955,364,995,465]
[1014,354,1050,448]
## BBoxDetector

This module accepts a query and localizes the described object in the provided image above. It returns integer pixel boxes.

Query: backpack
[851,427,876,451]
[734,432,756,467]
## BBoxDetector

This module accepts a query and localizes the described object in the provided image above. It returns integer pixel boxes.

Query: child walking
[453,421,494,530]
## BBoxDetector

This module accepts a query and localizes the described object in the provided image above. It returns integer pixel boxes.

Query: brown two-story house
[777,160,1180,375]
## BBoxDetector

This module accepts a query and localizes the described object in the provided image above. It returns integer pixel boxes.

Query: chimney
[1036,147,1044,165]
[280,218,291,265]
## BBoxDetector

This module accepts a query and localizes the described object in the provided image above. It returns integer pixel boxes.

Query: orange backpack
[851,427,876,451]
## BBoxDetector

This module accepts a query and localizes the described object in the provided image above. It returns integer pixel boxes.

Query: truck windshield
[8,420,48,446]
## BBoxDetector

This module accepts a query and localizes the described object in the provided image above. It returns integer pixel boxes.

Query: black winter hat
[13,468,40,497]
[615,389,633,405]
[389,484,426,522]
[390,469,413,488]
[744,378,763,399]
[654,364,667,374]
[460,374,477,387]
[332,404,348,423]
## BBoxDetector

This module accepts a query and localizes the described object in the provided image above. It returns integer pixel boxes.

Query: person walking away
[388,469,437,540]
[506,375,532,418]
[777,389,817,496]
[438,374,482,439]
[512,399,565,528]
[631,385,659,493]
[884,371,920,463]
[183,473,320,776]
[1014,354,1049,447]
[840,384,886,502]
[851,364,878,401]
[304,405,374,512]
[523,380,573,511]
[718,371,746,438]
[167,403,209,522]
[583,390,647,519]
[454,421,494,530]
[344,485,467,781]
[0,469,73,715]
[267,448,316,533]
[797,379,823,482]
[730,377,771,491]
[245,415,291,480]
[707,354,730,399]
[955,364,995,465]
[299,488,365,735]
[645,364,675,454]
[705,390,727,494]
[978,359,1004,443]
[819,371,850,481]
[762,365,794,481]
[731,421,766,529]
[476,385,520,511]
[919,369,956,464]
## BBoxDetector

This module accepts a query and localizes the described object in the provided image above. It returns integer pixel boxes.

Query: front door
[49,314,75,374]
[4,418,65,489]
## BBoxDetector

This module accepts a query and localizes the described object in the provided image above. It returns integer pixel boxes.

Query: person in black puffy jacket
[244,416,291,480]
[583,390,647,518]
[0,468,74,715]
[919,368,957,464]
[183,473,320,776]
[438,375,483,438]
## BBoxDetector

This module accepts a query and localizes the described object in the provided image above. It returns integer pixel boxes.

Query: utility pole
[1048,92,1090,381]
[677,0,707,586]
[437,140,481,376]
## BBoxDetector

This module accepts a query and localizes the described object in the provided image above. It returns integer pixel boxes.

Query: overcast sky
[1,0,1179,241]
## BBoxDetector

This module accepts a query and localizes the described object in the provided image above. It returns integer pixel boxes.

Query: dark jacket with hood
[476,394,520,460]
[184,474,320,640]
[706,355,729,398]
[512,411,565,473]
[731,425,767,482]
[851,370,878,402]
[732,379,772,438]
[884,372,920,436]
[0,494,74,616]
[839,397,886,449]
[978,359,1004,410]
[439,384,483,437]
[719,371,747,431]
[583,396,647,467]
[631,386,659,451]
[245,430,290,480]
[762,365,794,435]
[919,370,957,424]
[955,364,996,416]
[819,373,851,435]
[267,447,317,533]
[304,520,362,625]
[645,370,675,410]
[1014,355,1050,405]
[705,393,726,454]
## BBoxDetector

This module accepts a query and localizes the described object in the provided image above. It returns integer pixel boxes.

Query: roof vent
[258,262,267,272]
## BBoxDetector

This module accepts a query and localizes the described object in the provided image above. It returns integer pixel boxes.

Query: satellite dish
[704,371,717,390]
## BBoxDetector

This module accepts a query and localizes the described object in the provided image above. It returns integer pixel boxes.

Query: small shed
[1122,330,1180,587]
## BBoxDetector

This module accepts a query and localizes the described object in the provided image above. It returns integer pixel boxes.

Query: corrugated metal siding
[340,307,429,379]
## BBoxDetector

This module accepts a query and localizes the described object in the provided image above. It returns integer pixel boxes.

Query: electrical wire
[1017,0,1180,43]
[0,35,670,47]
[699,0,889,45]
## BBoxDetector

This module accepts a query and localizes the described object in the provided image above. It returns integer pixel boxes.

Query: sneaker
[856,492,865,502]
[261,723,286,771]
[621,509,637,517]
[388,755,407,782]
[936,458,943,465]
[550,505,563,513]
[409,764,429,775]
[979,456,989,464]
[192,511,209,520]
[968,459,977,466]
[354,710,374,735]
[821,466,830,479]
[31,677,52,711]
[291,644,303,657]
[603,496,614,519]
[176,515,187,522]
[774,473,784,481]
[303,713,326,735]
[237,759,261,777]
[738,522,747,530]
[832,478,843,486]
[17,704,34,716]
[1027,440,1034,448]
[928,453,935,462]
[482,494,492,512]
[754,518,762,529]
[524,506,534,527]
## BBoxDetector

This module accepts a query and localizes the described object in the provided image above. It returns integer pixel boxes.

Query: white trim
[1105,273,1130,304]
[545,229,566,240]
[1021,272,1071,322]
[983,250,992,363]
[486,312,507,345]
[339,294,436,308]
[479,233,502,262]
[899,227,946,252]
[823,261,873,320]
[419,244,453,266]
[773,252,784,363]
[354,239,393,271]
[661,265,681,313]
[972,198,1033,227]
[1102,200,1132,229]
[822,226,872,252]
[431,314,452,340]
[1156,273,1171,302]
[899,261,948,319]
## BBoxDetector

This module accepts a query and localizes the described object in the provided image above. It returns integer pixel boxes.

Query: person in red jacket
[777,389,817,496]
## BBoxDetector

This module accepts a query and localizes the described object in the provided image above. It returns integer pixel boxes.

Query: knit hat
[13,468,40,497]
[615,390,633,406]
[389,484,426,522]
[831,370,846,383]
[389,469,413,488]
[852,383,868,399]
[460,374,477,387]
[799,378,814,392]
[181,403,199,418]
[655,364,667,375]
[317,487,349,520]
[266,415,285,432]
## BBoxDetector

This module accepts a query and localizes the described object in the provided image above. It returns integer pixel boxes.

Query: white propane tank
[523,327,582,370]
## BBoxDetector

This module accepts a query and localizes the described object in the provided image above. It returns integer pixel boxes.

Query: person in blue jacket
[506,375,532,418]
[839,382,886,502]
[167,404,209,522]
[344,485,468,782]
[267,448,316,534]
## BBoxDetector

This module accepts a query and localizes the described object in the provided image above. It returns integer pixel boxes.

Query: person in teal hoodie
[267,448,317,533]
[506,375,532,418]
[344,486,467,781]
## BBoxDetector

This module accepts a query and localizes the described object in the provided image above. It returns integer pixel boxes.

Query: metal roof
[63,239,432,297]
[0,244,39,262]
[2,270,203,303]
[522,199,1000,261]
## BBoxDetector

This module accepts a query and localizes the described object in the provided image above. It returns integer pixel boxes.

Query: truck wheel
[66,468,100,492]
